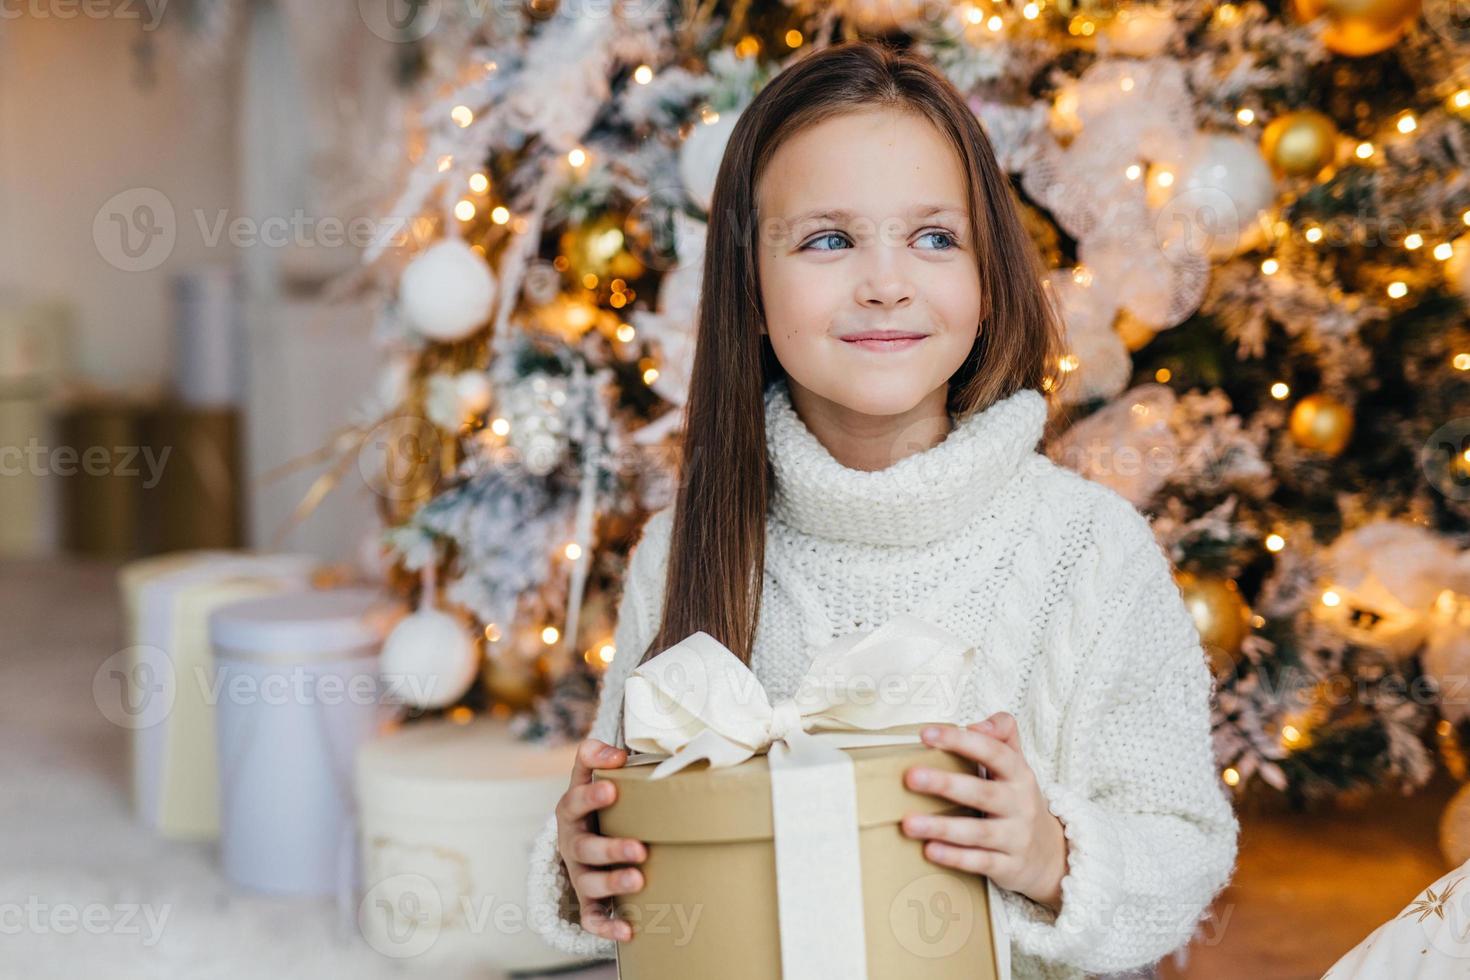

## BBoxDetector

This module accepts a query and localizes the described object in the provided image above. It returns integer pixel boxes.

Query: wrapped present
[356,716,588,972]
[594,615,1012,980]
[116,551,317,839]
[210,588,396,896]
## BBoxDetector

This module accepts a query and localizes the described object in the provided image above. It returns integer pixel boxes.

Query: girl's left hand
[901,711,1069,913]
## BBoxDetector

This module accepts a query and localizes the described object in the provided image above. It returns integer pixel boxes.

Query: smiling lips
[838,329,929,352]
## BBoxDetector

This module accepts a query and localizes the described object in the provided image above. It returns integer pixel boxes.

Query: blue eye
[917,230,958,250]
[802,232,851,251]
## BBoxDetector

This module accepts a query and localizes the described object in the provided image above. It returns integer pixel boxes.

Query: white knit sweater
[525,377,1239,979]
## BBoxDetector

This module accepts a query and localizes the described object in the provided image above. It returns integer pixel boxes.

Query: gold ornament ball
[1174,570,1252,675]
[481,652,544,710]
[559,214,645,282]
[1289,394,1355,456]
[1293,0,1421,56]
[1260,110,1340,179]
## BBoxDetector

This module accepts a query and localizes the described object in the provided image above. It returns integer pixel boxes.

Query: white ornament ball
[400,239,497,342]
[379,607,478,709]
[679,111,739,213]
[455,371,493,417]
[1149,133,1276,260]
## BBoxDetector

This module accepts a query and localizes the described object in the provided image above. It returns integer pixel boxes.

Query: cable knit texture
[525,377,1239,979]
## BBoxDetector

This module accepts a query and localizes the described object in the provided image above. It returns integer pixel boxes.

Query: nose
[854,249,914,309]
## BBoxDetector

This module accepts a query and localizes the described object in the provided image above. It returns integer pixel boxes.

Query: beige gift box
[594,742,1005,980]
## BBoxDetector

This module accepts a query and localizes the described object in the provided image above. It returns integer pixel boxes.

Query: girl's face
[755,108,983,421]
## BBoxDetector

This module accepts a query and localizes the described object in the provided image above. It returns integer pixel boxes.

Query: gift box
[210,588,395,895]
[592,614,1013,980]
[116,551,317,839]
[356,716,588,973]
[596,742,1005,979]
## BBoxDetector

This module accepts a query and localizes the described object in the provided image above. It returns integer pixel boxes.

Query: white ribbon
[619,614,1012,980]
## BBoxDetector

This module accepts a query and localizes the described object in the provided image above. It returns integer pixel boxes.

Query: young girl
[527,40,1238,978]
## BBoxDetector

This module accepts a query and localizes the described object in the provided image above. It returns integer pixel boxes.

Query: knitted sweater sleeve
[1000,498,1240,975]
[525,508,671,960]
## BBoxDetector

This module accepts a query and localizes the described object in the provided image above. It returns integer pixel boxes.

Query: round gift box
[209,587,391,895]
[595,743,1005,980]
[354,716,583,972]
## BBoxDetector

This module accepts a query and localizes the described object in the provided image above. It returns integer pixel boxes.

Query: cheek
[931,267,984,330]
[760,256,839,340]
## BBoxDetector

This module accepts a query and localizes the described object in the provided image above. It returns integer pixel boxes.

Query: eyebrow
[786,204,966,224]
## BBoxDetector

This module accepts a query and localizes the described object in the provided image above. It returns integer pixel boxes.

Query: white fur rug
[1,559,614,980]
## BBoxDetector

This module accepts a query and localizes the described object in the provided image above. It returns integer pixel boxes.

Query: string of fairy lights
[386,3,1470,765]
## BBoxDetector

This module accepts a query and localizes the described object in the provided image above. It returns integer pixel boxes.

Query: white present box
[210,588,396,895]
[115,551,317,839]
[355,716,584,972]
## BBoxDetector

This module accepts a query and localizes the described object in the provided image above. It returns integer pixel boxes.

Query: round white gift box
[209,587,393,895]
[355,716,583,973]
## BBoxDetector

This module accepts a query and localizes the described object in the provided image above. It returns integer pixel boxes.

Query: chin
[806,375,940,420]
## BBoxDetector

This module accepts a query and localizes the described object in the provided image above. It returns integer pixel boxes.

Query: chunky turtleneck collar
[764,377,1049,547]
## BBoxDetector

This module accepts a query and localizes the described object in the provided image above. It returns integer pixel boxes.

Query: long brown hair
[642,39,1067,667]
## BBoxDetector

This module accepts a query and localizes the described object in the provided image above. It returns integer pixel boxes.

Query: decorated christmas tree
[334,0,1470,823]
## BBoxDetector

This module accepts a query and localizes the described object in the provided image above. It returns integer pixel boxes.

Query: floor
[1,558,1453,979]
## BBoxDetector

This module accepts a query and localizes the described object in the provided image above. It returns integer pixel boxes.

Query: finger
[904,765,1008,813]
[571,831,647,867]
[901,812,1016,851]
[974,712,1022,753]
[558,778,618,825]
[923,841,1006,877]
[580,901,632,942]
[571,739,627,789]
[921,724,1020,781]
[575,865,645,901]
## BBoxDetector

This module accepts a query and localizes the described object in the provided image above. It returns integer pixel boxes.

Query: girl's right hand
[554,737,648,942]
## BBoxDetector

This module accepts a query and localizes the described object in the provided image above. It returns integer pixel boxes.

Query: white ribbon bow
[618,614,1012,980]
